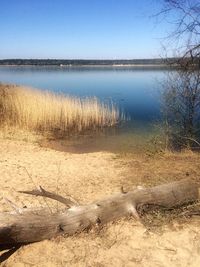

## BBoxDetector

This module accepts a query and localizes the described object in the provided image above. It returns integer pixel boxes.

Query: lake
[0,66,167,153]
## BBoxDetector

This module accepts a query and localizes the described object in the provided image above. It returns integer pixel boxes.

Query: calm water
[0,66,166,152]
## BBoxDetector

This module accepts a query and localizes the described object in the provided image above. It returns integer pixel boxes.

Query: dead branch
[0,179,199,245]
[19,186,78,208]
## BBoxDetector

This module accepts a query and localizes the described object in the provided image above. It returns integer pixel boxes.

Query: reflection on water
[0,66,166,152]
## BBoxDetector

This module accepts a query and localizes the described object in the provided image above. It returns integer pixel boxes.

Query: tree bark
[0,179,199,245]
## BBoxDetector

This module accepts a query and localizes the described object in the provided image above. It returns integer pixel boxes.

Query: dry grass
[0,84,121,136]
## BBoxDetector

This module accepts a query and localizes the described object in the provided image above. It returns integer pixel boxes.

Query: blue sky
[0,0,172,59]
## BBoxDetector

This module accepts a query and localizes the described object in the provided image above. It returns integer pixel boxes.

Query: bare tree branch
[19,186,78,208]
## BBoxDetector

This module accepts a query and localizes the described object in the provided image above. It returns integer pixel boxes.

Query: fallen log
[0,179,199,245]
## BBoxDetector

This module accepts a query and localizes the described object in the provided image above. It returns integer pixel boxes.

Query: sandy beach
[0,138,200,267]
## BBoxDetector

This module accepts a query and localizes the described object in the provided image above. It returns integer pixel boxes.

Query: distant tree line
[0,58,167,66]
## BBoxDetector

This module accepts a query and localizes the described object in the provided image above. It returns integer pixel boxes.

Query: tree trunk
[0,179,199,245]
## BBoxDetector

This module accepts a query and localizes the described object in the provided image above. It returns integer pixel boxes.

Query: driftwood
[0,179,199,245]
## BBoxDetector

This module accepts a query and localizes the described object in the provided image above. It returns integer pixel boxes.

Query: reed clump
[0,84,121,135]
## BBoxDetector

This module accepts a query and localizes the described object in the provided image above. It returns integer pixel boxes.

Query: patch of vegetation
[0,84,122,137]
[140,201,200,231]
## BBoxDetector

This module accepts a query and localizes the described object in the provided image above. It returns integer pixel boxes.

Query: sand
[0,138,200,267]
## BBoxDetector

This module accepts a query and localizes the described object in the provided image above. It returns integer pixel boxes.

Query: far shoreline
[0,64,171,69]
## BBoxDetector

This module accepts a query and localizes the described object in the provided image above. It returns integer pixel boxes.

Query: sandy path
[0,139,200,267]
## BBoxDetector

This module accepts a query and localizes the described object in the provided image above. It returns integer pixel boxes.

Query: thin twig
[3,197,22,214]
[23,167,53,213]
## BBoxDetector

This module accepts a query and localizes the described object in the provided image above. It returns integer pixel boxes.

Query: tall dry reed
[0,84,121,135]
